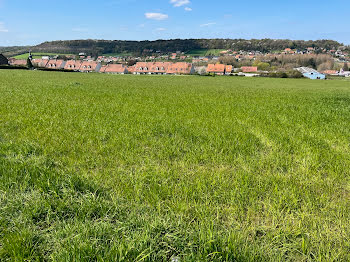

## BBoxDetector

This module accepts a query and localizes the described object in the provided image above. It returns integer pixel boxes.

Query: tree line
[30,39,345,56]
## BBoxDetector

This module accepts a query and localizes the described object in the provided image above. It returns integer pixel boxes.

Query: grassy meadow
[103,52,133,57]
[186,49,225,56]
[13,53,73,59]
[0,70,349,261]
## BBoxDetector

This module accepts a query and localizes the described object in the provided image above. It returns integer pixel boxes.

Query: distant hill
[2,38,347,57]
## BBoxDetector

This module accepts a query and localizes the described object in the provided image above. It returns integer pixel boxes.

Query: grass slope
[102,52,133,57]
[0,71,349,261]
[186,49,225,56]
[13,53,73,59]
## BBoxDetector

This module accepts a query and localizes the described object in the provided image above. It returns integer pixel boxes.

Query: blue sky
[0,0,349,46]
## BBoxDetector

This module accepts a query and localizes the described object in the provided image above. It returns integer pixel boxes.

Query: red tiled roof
[127,66,136,73]
[32,59,48,67]
[134,62,172,73]
[241,66,258,72]
[132,62,192,74]
[46,59,65,69]
[321,70,338,75]
[10,59,27,66]
[207,64,225,73]
[225,65,233,73]
[166,62,193,74]
[80,61,100,72]
[64,60,82,70]
[104,64,127,73]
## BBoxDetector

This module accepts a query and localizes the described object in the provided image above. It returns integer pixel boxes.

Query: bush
[287,70,303,78]
[260,70,303,79]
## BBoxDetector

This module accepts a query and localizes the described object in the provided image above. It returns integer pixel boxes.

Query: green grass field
[103,52,133,57]
[186,49,225,56]
[13,53,73,59]
[0,70,349,261]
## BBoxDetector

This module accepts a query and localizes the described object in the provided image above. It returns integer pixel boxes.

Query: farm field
[12,52,73,59]
[103,52,133,57]
[186,49,225,56]
[0,70,350,261]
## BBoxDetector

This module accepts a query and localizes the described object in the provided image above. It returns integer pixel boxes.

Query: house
[99,65,108,73]
[171,53,177,60]
[133,62,172,74]
[149,62,172,74]
[64,60,82,71]
[0,54,8,65]
[103,64,128,74]
[10,59,27,67]
[132,62,193,75]
[166,62,194,75]
[80,61,101,72]
[295,67,325,79]
[207,64,226,75]
[45,59,66,70]
[241,66,258,73]
[32,59,49,68]
[127,65,136,74]
[321,70,338,75]
[134,62,150,74]
[225,65,233,75]
[339,68,350,77]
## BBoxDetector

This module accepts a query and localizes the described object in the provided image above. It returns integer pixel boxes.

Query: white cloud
[200,22,216,27]
[184,7,192,11]
[170,0,190,7]
[155,28,166,31]
[145,12,169,20]
[0,22,8,32]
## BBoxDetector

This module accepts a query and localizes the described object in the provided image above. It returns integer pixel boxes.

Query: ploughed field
[0,70,349,261]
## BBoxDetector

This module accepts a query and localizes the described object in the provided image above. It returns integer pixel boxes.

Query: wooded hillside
[2,39,347,57]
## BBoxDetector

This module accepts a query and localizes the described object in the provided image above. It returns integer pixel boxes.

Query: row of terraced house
[28,59,195,75]
[9,57,259,75]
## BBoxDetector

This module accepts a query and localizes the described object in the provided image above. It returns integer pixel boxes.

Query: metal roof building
[295,67,326,80]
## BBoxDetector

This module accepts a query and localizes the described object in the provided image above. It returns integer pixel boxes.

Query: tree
[308,58,316,69]
[127,59,136,66]
[253,60,270,71]
[343,62,349,71]
[26,58,33,69]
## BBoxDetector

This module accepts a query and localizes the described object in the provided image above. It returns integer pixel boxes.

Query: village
[2,45,350,79]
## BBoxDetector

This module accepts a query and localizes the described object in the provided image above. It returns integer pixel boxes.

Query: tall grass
[0,70,349,261]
